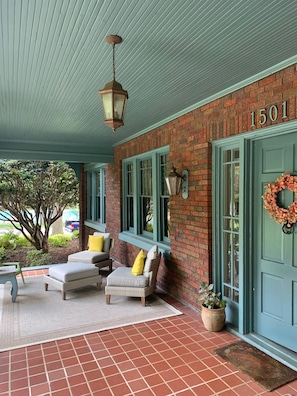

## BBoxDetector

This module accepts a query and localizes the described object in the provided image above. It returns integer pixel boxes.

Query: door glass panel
[233,233,239,288]
[223,233,231,284]
[223,164,232,216]
[222,147,240,304]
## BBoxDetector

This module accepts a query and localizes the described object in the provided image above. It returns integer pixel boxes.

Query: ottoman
[44,262,101,300]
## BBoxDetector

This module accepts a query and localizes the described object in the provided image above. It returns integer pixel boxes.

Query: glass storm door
[253,134,297,352]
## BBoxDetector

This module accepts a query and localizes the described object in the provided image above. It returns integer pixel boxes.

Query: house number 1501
[251,101,288,127]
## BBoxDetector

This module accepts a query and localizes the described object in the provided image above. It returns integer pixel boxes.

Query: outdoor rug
[0,276,182,351]
[214,340,297,392]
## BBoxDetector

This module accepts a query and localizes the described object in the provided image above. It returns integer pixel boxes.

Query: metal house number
[251,101,288,127]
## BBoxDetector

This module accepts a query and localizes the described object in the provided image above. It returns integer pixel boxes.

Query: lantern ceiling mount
[98,35,128,132]
[105,34,123,46]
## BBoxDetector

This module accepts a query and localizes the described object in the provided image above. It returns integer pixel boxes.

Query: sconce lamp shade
[99,80,128,132]
[166,167,182,196]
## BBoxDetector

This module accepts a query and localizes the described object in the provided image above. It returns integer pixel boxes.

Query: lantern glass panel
[114,93,126,119]
[101,93,113,119]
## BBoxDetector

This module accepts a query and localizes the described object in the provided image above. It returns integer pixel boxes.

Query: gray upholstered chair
[105,246,161,306]
[68,232,113,272]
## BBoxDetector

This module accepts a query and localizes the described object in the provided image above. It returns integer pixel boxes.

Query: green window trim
[86,165,106,226]
[213,139,242,332]
[122,146,170,245]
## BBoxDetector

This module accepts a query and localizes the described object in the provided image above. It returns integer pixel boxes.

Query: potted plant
[198,282,227,332]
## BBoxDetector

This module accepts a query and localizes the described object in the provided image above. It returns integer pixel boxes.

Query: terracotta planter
[201,305,226,332]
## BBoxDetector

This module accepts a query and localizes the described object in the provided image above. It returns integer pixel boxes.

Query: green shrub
[16,236,31,247]
[0,246,7,262]
[48,234,72,247]
[26,250,50,267]
[72,230,79,239]
[0,232,18,249]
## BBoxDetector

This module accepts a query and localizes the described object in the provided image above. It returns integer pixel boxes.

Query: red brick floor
[1,270,297,395]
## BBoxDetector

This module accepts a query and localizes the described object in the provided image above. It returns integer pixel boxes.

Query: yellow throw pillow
[88,235,104,252]
[132,250,146,276]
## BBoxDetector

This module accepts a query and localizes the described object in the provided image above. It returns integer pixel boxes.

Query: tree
[0,160,79,253]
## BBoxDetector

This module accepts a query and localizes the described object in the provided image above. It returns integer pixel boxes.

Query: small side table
[0,265,18,302]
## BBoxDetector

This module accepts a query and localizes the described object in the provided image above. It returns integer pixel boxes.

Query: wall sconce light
[165,167,188,199]
[98,35,128,132]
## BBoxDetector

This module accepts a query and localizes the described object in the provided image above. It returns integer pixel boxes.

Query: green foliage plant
[0,231,18,249]
[49,234,72,247]
[26,250,51,267]
[0,246,7,262]
[72,230,79,239]
[0,160,79,253]
[198,282,227,309]
[15,235,31,247]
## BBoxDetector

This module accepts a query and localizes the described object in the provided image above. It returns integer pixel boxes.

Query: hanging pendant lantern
[99,35,128,132]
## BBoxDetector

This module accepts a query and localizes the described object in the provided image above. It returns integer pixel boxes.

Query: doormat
[214,341,297,392]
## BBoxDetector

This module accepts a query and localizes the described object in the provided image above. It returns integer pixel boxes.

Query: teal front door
[253,134,297,353]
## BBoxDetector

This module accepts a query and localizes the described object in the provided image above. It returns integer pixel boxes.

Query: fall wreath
[262,173,297,229]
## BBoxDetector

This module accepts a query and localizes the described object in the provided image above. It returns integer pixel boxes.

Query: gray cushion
[68,250,109,264]
[143,245,158,273]
[106,267,149,288]
[93,232,110,253]
[49,262,99,282]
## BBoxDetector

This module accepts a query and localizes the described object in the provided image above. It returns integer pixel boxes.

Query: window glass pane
[141,197,153,233]
[223,149,231,162]
[127,197,134,228]
[96,172,100,221]
[126,162,134,229]
[234,148,240,160]
[87,173,92,220]
[160,154,168,195]
[140,159,153,234]
[140,159,152,195]
[127,163,133,195]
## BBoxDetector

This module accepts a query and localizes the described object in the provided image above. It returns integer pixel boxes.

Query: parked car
[64,220,79,232]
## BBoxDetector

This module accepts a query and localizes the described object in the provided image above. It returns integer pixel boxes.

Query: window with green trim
[87,167,106,224]
[123,149,170,243]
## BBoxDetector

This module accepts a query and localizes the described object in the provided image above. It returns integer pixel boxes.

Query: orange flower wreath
[262,172,297,227]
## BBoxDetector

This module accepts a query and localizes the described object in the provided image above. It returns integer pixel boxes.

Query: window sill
[84,221,106,232]
[119,231,170,256]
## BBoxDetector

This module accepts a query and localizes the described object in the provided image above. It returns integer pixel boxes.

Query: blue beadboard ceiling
[0,0,297,163]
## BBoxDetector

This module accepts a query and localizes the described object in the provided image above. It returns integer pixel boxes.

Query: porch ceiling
[0,0,296,163]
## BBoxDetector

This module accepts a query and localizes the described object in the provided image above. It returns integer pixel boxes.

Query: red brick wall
[89,64,297,309]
